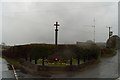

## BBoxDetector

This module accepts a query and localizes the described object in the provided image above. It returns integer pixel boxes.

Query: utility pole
[106,26,112,39]
[54,21,60,45]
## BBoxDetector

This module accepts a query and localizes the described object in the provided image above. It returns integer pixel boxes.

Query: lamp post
[54,21,60,45]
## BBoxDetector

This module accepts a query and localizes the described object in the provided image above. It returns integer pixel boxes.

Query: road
[0,57,16,80]
[0,58,40,80]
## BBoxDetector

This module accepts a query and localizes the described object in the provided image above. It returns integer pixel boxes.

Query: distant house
[76,40,106,49]
[96,42,106,49]
[76,40,96,46]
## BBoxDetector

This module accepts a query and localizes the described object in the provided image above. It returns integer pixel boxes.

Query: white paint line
[11,65,19,80]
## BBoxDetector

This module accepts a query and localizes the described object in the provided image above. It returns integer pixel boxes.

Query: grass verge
[2,56,21,69]
[101,48,117,57]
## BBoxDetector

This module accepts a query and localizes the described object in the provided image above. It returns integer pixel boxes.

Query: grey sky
[2,2,118,45]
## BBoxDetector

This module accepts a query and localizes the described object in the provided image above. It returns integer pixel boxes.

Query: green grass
[32,58,84,66]
[48,63,66,67]
[3,56,20,65]
[37,59,48,64]
[31,59,48,64]
[72,59,77,64]
[101,48,117,57]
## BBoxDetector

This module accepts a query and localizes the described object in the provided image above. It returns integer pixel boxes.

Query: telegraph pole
[54,21,60,45]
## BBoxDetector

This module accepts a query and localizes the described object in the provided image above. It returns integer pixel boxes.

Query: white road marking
[11,65,19,80]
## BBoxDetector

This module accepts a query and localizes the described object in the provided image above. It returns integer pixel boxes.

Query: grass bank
[2,56,21,69]
[101,48,117,57]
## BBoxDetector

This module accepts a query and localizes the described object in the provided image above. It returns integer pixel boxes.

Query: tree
[76,43,100,64]
[62,45,75,66]
[31,45,40,64]
[83,44,100,61]
[106,35,120,49]
[74,46,84,65]
[39,45,49,66]
[31,44,50,65]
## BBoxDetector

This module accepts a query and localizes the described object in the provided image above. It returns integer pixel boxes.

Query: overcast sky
[1,1,118,45]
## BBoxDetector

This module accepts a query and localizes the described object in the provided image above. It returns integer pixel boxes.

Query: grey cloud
[2,2,118,45]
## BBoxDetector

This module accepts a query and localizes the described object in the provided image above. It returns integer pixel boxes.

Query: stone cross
[54,21,60,45]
